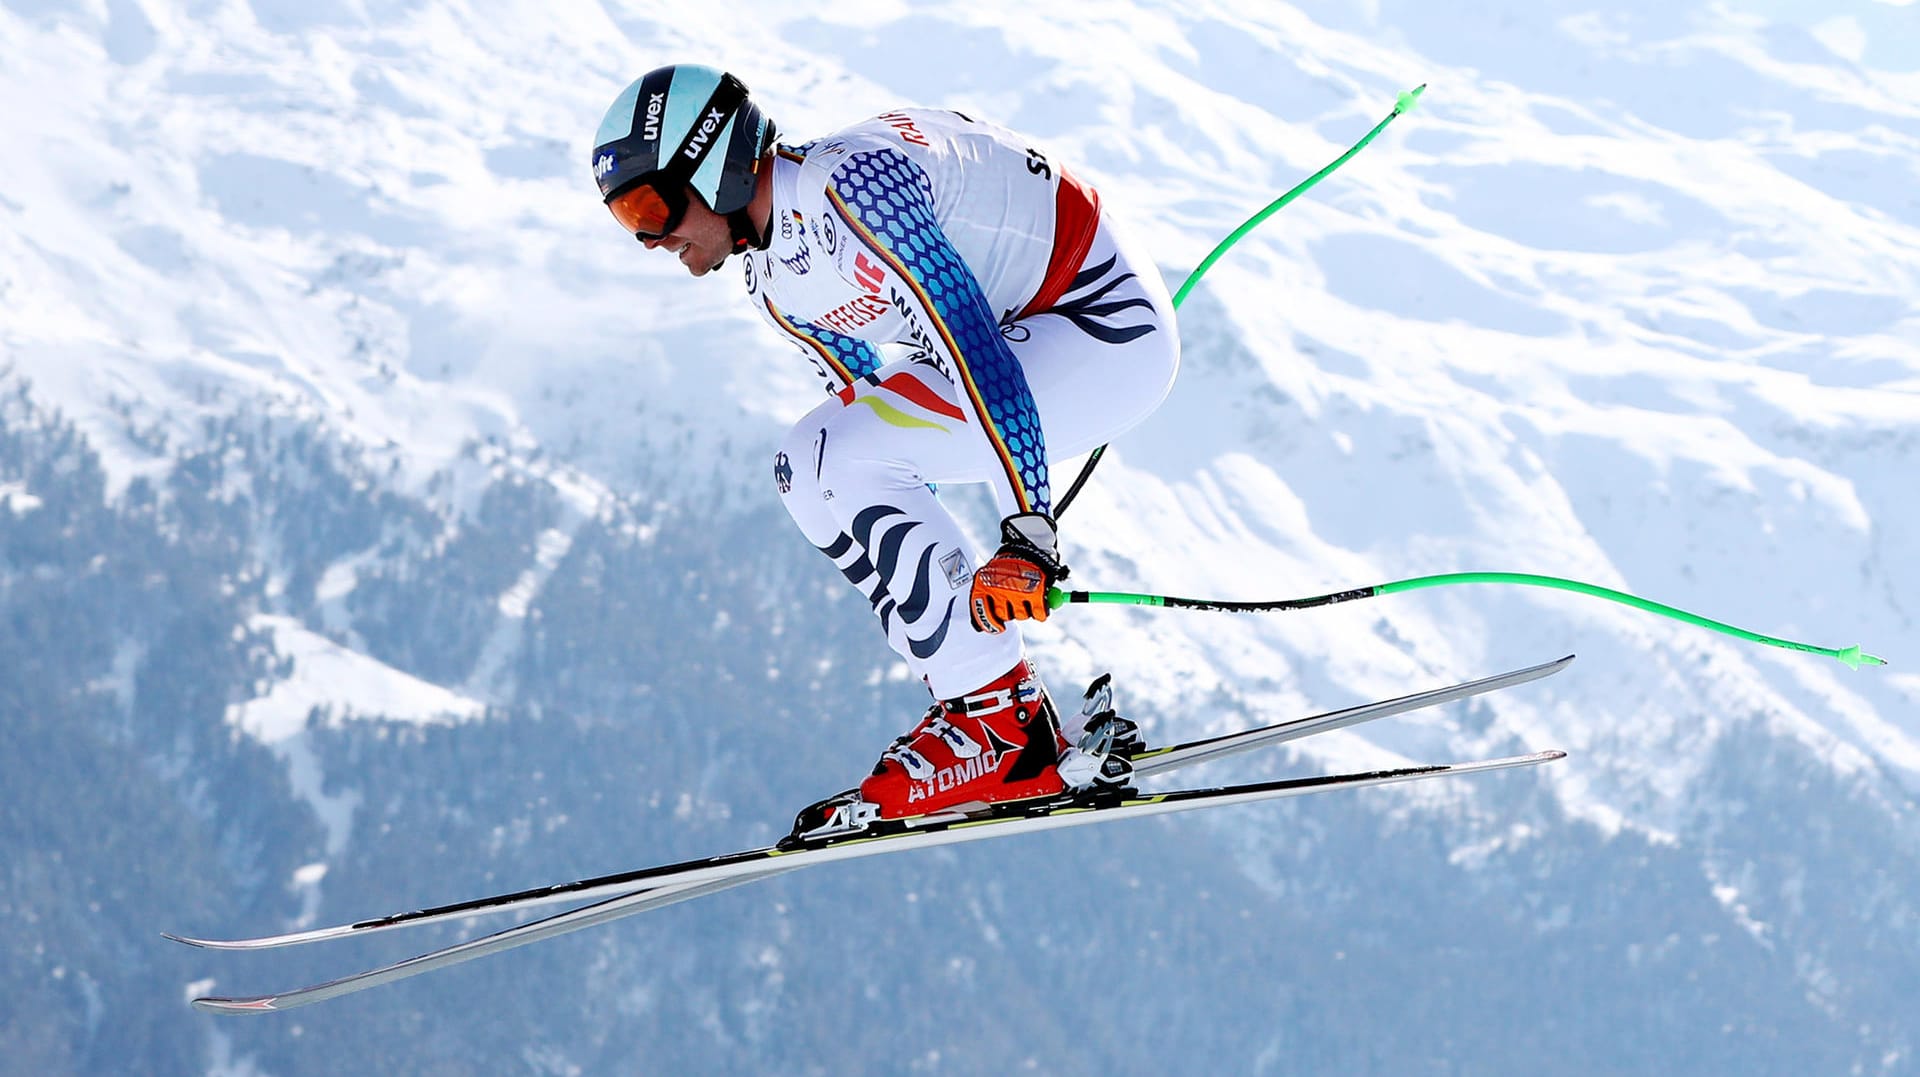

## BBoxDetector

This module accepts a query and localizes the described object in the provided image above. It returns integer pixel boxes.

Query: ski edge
[189,749,1566,1015]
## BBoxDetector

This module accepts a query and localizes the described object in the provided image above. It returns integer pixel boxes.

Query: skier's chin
[684,250,729,277]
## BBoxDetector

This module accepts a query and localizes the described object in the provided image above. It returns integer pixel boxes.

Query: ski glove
[969,513,1069,634]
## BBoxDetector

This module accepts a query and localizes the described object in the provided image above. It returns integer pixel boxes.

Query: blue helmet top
[591,65,778,217]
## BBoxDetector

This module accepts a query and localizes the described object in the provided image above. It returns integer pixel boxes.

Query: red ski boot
[859,659,1069,820]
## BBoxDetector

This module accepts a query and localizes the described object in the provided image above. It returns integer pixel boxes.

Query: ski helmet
[592,65,778,247]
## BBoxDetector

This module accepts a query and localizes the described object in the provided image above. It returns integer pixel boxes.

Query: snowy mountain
[2,0,1916,1073]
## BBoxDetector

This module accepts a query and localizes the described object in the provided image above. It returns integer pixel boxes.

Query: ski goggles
[606,178,690,241]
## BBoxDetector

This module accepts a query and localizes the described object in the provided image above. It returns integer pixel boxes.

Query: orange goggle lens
[606,182,686,240]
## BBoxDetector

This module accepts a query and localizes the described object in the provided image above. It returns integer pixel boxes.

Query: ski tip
[163,931,250,950]
[1519,654,1576,678]
[1464,749,1566,771]
[192,995,280,1016]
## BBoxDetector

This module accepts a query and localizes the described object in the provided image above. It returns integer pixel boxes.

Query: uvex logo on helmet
[683,106,728,160]
[641,92,665,142]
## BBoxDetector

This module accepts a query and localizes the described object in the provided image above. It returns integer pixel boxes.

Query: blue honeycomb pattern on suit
[795,320,882,383]
[825,148,1051,515]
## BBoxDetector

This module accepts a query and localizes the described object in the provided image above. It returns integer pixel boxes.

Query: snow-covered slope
[3,0,1917,1073]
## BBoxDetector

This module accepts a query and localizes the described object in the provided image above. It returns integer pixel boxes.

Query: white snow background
[2,0,1917,1071]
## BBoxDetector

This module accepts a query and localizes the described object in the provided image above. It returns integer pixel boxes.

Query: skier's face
[638,186,733,278]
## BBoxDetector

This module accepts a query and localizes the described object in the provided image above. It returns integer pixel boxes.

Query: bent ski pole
[1053,85,1426,517]
[1047,571,1887,670]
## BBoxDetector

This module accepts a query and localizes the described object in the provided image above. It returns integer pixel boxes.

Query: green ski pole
[1047,572,1887,670]
[1053,85,1426,517]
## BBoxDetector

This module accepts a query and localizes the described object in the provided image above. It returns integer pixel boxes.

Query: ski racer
[591,64,1180,826]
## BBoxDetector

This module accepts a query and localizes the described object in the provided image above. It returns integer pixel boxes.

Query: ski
[166,654,1572,954]
[1125,653,1571,775]
[189,749,1565,1014]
